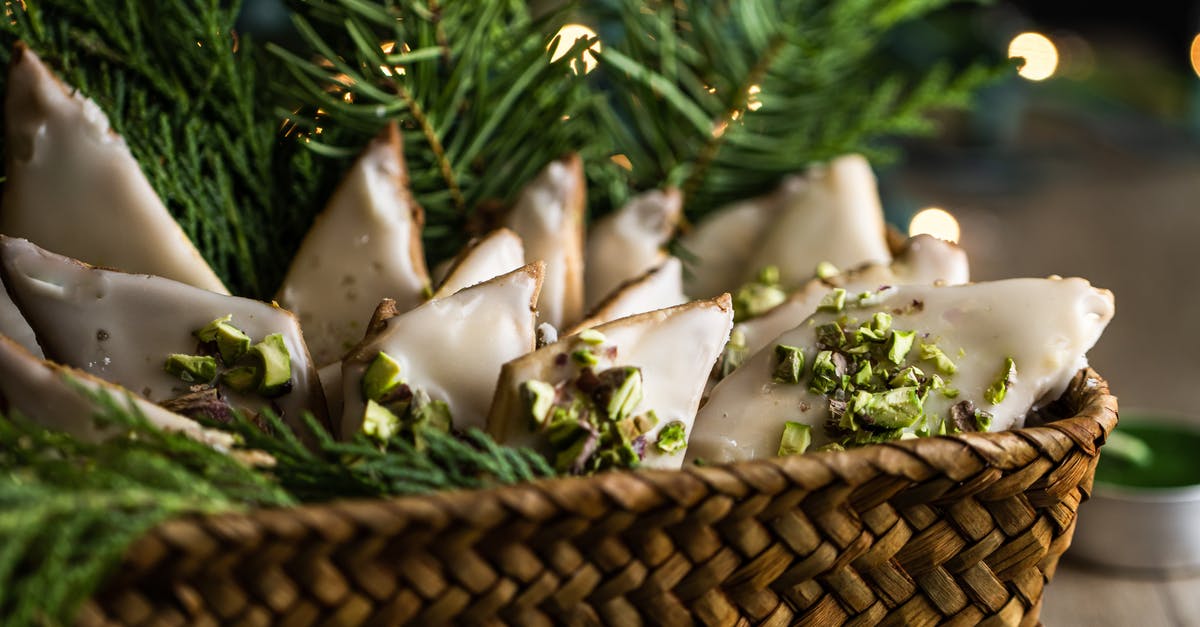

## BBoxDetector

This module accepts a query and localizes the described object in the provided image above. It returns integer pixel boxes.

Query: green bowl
[1070,411,1200,573]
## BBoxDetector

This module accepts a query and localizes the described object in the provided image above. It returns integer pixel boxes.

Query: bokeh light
[550,24,601,74]
[909,207,961,243]
[1009,32,1059,81]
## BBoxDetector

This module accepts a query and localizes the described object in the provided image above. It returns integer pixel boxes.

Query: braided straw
[79,368,1116,626]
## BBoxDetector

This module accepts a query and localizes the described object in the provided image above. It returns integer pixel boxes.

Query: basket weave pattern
[80,368,1116,626]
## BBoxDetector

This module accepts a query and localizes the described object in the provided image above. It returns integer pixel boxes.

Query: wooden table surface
[1041,559,1200,626]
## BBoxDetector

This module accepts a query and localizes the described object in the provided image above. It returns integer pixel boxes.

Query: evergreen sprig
[583,0,999,215]
[0,390,293,625]
[0,0,350,298]
[272,0,598,260]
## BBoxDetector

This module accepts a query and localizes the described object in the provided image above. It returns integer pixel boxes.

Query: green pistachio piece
[778,421,812,456]
[362,399,400,441]
[362,351,405,402]
[886,330,916,365]
[248,333,292,396]
[889,365,924,388]
[985,357,1017,405]
[656,421,687,455]
[221,365,260,393]
[719,329,748,379]
[410,392,453,433]
[195,315,252,363]
[941,387,960,399]
[164,354,217,383]
[929,374,945,389]
[918,341,957,374]
[521,379,558,428]
[854,361,874,387]
[772,344,806,384]
[974,409,993,432]
[814,442,845,452]
[856,386,924,429]
[758,265,780,284]
[817,288,847,313]
[603,367,644,422]
[857,312,893,342]
[571,348,599,367]
[733,278,787,321]
[577,328,606,345]
[815,322,845,348]
[808,350,840,395]
[815,261,839,280]
[634,410,660,436]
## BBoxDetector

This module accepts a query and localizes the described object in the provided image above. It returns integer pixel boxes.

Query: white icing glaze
[738,234,969,357]
[488,295,733,470]
[743,154,891,289]
[276,123,429,366]
[679,178,799,298]
[0,274,40,356]
[568,256,687,334]
[0,237,328,434]
[503,155,585,329]
[585,188,681,307]
[689,278,1114,463]
[339,263,543,438]
[433,228,525,298]
[0,334,233,449]
[0,45,227,294]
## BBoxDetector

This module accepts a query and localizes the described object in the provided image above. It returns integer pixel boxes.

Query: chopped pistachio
[778,422,812,456]
[195,315,251,363]
[577,328,606,345]
[856,386,924,429]
[817,288,847,313]
[815,322,845,348]
[635,410,660,435]
[221,365,260,393]
[814,442,845,453]
[918,341,957,374]
[521,379,558,428]
[571,348,599,367]
[362,351,405,402]
[854,361,874,387]
[974,409,993,432]
[410,392,453,433]
[929,374,945,389]
[857,312,893,343]
[733,278,787,321]
[985,357,1017,405]
[362,399,400,441]
[941,387,960,399]
[886,330,916,365]
[815,261,839,280]
[718,329,749,379]
[808,350,840,395]
[758,265,780,285]
[248,333,292,396]
[164,354,217,383]
[772,344,806,384]
[553,424,600,474]
[601,367,643,421]
[656,421,687,455]
[889,365,924,388]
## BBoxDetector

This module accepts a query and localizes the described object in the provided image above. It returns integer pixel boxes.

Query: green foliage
[0,0,350,298]
[224,412,555,502]
[273,0,598,261]
[582,0,1000,215]
[0,390,292,625]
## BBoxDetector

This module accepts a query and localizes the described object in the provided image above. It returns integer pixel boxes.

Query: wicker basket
[78,367,1116,626]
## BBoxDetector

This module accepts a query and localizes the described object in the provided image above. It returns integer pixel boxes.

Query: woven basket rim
[135,367,1116,542]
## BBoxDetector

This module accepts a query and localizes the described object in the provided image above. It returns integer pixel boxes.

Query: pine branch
[584,0,1004,217]
[0,389,292,626]
[272,0,599,261]
[0,0,351,298]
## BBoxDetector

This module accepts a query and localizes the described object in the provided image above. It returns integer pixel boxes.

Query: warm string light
[549,24,601,74]
[1190,34,1200,78]
[1008,32,1058,81]
[909,207,960,244]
